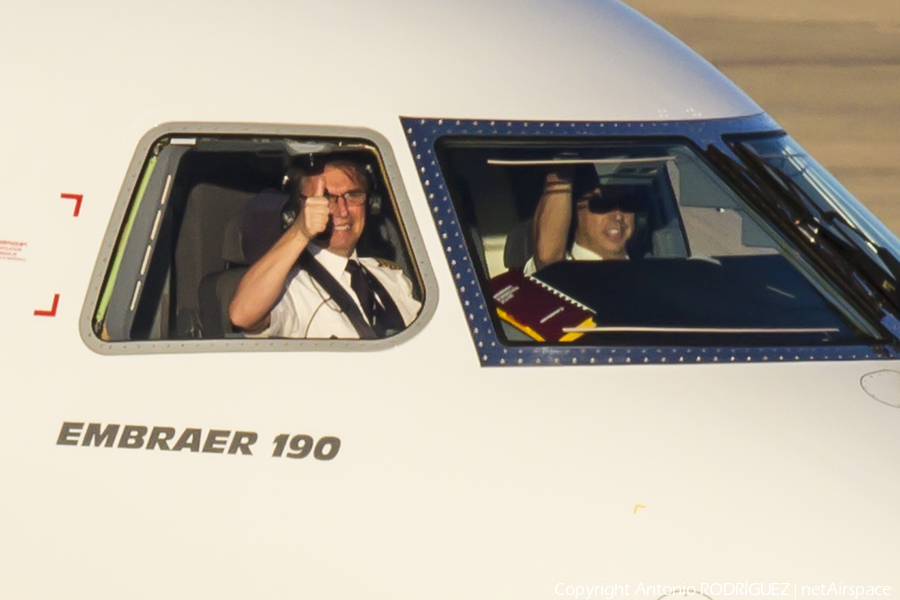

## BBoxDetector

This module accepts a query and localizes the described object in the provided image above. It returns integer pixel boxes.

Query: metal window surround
[400,115,900,367]
[80,122,437,355]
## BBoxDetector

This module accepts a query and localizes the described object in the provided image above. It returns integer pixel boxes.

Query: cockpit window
[734,135,900,259]
[83,124,435,353]
[436,137,884,348]
[728,134,900,311]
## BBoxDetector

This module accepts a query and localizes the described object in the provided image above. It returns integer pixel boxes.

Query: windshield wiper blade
[820,217,900,303]
[728,144,900,309]
[706,145,900,316]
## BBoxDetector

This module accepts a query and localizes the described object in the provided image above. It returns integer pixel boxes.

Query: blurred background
[623,0,900,234]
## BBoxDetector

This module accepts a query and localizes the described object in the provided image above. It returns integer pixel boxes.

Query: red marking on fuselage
[61,193,83,217]
[34,294,60,317]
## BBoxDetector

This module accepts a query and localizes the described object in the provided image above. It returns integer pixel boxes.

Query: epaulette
[372,257,401,270]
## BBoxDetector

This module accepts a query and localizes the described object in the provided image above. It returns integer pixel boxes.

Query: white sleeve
[523,256,537,276]
[241,296,291,338]
[268,297,290,336]
[243,272,301,338]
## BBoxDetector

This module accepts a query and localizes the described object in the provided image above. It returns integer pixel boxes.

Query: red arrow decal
[34,294,60,317]
[61,193,83,217]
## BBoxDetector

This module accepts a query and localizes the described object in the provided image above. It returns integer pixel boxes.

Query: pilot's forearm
[532,175,573,270]
[229,226,312,331]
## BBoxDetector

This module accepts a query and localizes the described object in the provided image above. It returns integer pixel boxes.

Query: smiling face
[301,163,368,257]
[573,188,635,260]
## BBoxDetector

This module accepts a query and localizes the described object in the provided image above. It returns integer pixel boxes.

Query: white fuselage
[1,1,898,598]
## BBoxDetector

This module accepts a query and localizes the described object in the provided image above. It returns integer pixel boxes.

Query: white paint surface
[1,1,898,599]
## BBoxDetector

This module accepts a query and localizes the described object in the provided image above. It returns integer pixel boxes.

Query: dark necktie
[345,260,379,329]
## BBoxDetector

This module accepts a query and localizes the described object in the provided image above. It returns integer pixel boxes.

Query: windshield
[435,137,884,347]
[734,135,900,278]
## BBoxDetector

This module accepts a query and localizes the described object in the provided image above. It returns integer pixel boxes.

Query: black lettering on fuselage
[57,422,84,446]
[57,423,261,457]
[147,427,176,450]
[228,431,257,455]
[82,423,120,447]
[118,425,148,449]
[172,428,202,452]
[202,430,230,454]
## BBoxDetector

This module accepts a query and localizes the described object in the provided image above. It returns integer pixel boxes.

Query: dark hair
[571,164,602,201]
[302,159,371,195]
[284,156,372,205]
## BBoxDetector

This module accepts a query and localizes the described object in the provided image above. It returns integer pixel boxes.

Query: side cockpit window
[434,137,885,350]
[84,124,434,353]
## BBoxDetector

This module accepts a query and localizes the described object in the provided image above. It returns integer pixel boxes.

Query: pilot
[229,158,421,338]
[525,164,636,275]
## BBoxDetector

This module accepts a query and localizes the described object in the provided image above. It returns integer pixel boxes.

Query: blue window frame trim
[401,116,900,366]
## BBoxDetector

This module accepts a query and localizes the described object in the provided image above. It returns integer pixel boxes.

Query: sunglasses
[578,186,644,214]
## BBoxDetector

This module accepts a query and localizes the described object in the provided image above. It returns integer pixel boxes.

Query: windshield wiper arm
[706,145,900,317]
[730,143,900,308]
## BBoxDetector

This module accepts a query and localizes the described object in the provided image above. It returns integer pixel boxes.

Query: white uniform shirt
[263,244,421,339]
[523,242,608,276]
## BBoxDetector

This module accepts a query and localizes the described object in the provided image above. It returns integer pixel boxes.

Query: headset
[280,151,383,231]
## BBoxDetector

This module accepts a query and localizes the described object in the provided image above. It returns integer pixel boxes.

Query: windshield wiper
[819,215,900,305]
[706,145,900,319]
[722,144,900,310]
[740,145,900,305]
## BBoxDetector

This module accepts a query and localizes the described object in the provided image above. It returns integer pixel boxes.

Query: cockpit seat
[197,189,283,338]
[175,183,258,338]
[503,218,534,270]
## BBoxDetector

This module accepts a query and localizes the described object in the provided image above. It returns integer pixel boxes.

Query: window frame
[80,122,438,355]
[401,115,900,366]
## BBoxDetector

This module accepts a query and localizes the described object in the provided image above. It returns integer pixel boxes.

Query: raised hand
[294,176,331,240]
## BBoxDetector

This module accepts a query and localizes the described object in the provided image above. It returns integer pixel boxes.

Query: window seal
[80,122,438,355]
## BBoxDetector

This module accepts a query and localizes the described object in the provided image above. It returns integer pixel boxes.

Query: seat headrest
[222,189,286,265]
[221,216,246,264]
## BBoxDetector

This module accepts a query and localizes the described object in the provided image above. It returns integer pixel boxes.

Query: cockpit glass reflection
[436,138,886,347]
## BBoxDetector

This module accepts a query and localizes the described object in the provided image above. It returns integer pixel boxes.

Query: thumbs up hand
[294,175,331,240]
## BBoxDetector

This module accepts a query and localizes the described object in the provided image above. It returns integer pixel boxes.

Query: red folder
[490,269,595,342]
